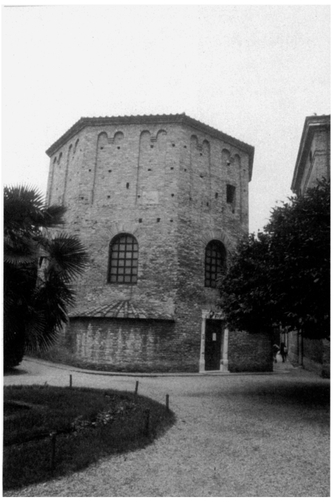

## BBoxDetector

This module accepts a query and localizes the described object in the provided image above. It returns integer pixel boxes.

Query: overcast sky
[2,4,330,233]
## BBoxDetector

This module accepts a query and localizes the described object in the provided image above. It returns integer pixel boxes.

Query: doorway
[205,319,223,370]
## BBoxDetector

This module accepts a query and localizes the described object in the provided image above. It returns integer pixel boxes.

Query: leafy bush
[218,179,330,338]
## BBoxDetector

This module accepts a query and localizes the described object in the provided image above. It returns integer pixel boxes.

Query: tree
[218,179,330,339]
[4,186,88,368]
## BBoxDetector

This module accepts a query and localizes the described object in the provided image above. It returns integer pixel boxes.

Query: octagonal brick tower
[46,114,255,373]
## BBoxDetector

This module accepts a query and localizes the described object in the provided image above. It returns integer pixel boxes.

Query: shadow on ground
[189,378,330,418]
[4,368,28,376]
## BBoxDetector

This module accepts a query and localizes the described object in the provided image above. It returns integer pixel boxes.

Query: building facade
[291,114,330,195]
[46,113,272,373]
[287,115,330,377]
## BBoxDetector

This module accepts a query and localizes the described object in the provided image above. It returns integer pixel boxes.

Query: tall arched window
[108,234,138,284]
[205,240,226,288]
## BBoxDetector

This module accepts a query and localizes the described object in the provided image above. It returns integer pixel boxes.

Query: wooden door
[205,320,222,371]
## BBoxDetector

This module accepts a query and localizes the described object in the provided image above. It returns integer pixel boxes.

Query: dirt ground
[3,358,330,497]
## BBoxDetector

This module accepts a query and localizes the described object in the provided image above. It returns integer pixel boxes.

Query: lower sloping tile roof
[69,300,174,321]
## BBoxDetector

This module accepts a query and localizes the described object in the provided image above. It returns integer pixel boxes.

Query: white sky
[2,4,330,233]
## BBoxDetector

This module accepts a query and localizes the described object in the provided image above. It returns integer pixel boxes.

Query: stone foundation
[65,317,199,373]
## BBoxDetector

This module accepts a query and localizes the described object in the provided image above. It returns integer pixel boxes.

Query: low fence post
[135,381,139,395]
[144,409,150,436]
[166,394,169,411]
[69,375,72,388]
[50,432,57,474]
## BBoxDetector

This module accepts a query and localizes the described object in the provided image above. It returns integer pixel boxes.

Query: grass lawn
[3,385,175,491]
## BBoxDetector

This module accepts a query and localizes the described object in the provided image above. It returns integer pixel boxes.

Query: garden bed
[3,385,175,491]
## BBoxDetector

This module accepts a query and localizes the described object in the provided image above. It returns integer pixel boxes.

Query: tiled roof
[45,113,254,177]
[69,300,174,321]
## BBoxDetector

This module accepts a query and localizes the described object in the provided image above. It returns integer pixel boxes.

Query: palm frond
[42,205,67,227]
[24,309,59,352]
[4,234,39,265]
[4,185,45,209]
[3,185,87,366]
[44,233,88,281]
[4,185,66,231]
[4,185,45,230]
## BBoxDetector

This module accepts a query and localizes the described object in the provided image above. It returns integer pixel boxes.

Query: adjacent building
[291,114,330,195]
[288,114,330,377]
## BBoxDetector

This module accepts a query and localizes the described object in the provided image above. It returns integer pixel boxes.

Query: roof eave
[46,113,255,179]
[291,115,330,193]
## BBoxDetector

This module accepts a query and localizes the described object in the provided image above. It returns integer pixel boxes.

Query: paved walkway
[4,358,330,497]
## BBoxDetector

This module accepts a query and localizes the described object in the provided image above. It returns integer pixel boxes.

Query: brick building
[46,113,272,373]
[287,114,330,377]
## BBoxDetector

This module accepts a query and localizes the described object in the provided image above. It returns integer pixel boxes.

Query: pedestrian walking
[280,342,287,363]
[273,344,279,363]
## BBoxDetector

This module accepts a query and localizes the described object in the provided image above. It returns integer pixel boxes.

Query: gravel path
[4,358,330,497]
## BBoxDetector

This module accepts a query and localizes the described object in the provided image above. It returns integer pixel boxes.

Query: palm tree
[4,186,87,368]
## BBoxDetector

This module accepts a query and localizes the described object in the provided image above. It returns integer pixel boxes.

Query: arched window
[108,234,138,284]
[205,240,226,288]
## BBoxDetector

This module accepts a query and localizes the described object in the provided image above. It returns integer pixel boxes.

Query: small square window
[226,184,236,204]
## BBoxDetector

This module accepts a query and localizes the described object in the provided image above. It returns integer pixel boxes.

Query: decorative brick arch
[202,139,210,154]
[234,153,241,166]
[200,230,237,258]
[97,131,109,145]
[153,129,167,141]
[139,130,151,145]
[113,131,124,144]
[97,130,125,145]
[190,134,211,153]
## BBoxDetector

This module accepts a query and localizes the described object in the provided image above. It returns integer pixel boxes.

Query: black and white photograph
[3,2,330,497]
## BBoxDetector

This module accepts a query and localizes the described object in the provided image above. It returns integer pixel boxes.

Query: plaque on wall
[142,191,159,204]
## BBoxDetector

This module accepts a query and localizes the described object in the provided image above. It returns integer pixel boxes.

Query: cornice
[46,113,255,179]
[291,115,330,192]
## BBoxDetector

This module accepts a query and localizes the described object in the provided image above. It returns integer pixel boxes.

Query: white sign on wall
[142,191,159,204]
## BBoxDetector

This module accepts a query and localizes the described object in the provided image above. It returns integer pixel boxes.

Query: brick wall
[287,331,330,377]
[46,116,253,372]
[228,330,273,372]
[287,331,299,366]
[65,318,198,373]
